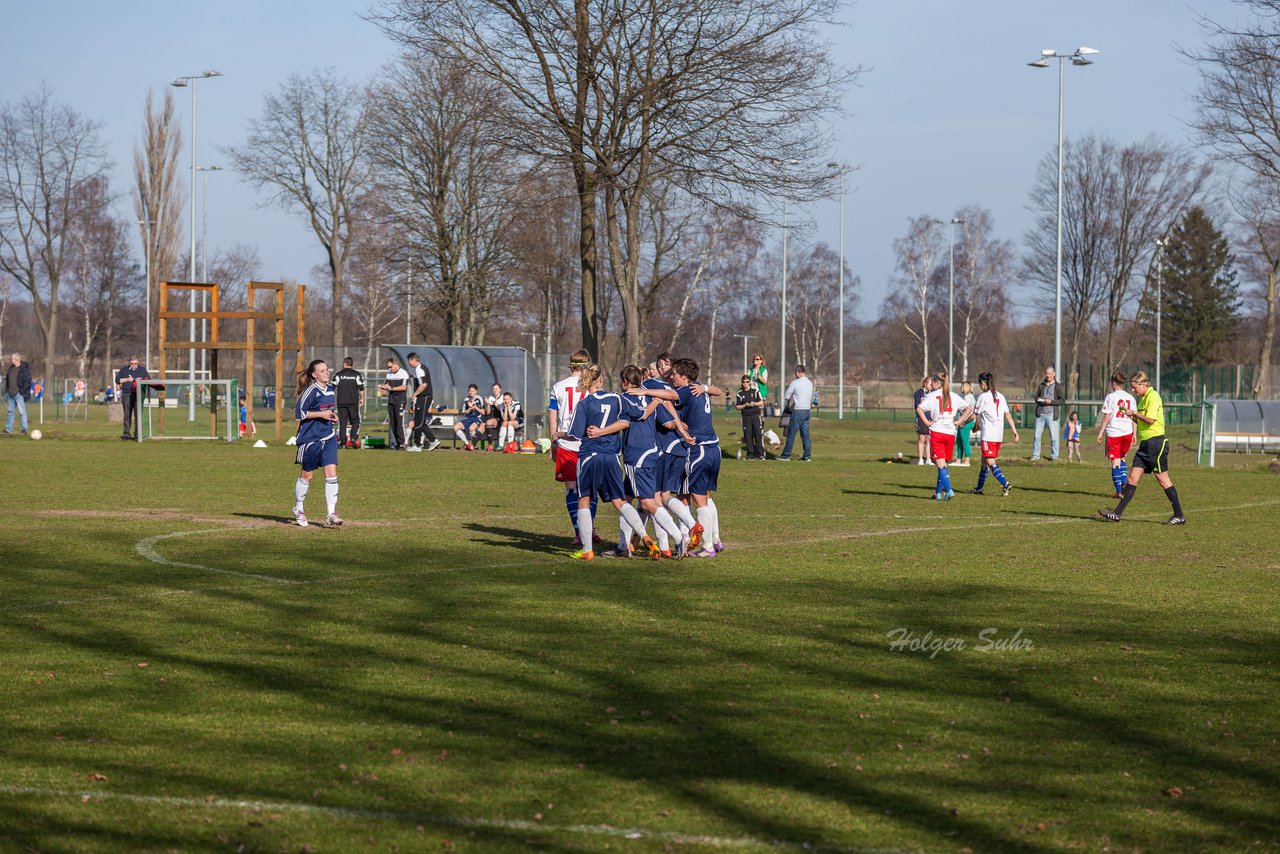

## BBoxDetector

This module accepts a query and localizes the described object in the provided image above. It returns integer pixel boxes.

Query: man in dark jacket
[1032,366,1066,461]
[4,352,33,435]
[331,357,365,448]
[115,355,151,441]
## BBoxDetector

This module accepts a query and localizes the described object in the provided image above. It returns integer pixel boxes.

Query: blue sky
[1,1,1235,322]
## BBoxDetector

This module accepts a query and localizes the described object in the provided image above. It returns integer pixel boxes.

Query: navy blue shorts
[624,458,660,500]
[295,434,338,471]
[659,451,688,494]
[686,443,721,495]
[576,451,626,502]
[461,414,483,429]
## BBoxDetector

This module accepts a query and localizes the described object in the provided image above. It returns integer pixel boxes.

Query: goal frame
[134,378,240,442]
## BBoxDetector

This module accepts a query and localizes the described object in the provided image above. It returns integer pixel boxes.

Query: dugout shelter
[383,345,547,439]
[1202,399,1280,464]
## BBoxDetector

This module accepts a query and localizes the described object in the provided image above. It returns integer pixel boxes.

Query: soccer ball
[30,429,42,441]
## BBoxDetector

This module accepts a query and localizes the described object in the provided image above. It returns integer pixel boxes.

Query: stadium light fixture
[1026,46,1099,383]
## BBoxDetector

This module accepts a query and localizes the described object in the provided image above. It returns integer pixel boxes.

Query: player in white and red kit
[915,371,972,501]
[547,349,598,546]
[970,371,1019,496]
[1096,370,1137,499]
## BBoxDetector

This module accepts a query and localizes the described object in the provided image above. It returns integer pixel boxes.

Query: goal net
[132,378,240,442]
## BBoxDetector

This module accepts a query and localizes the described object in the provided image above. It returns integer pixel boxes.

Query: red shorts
[929,433,956,462]
[553,444,579,483]
[980,441,1002,459]
[1105,434,1134,461]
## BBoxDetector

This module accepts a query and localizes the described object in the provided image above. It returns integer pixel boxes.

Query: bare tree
[64,176,137,381]
[950,206,1013,381]
[0,85,110,377]
[132,88,185,352]
[1188,2,1280,398]
[226,69,370,347]
[787,242,847,376]
[890,216,942,377]
[374,0,856,362]
[367,53,519,345]
[1231,174,1280,399]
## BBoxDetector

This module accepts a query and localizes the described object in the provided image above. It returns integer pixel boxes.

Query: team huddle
[548,350,725,560]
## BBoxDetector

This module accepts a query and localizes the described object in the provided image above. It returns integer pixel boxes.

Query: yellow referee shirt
[1136,387,1165,441]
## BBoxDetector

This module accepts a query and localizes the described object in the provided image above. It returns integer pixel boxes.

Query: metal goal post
[135,378,239,442]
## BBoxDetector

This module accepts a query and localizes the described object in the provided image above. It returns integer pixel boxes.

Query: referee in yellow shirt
[1099,371,1185,525]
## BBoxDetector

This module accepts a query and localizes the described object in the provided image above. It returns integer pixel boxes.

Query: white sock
[618,503,645,542]
[696,505,715,550]
[294,477,310,510]
[708,498,721,543]
[455,428,467,444]
[325,477,338,515]
[665,496,696,529]
[576,508,594,550]
[654,523,669,551]
[653,506,683,548]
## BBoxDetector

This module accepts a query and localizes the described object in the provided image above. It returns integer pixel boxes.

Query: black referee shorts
[1132,436,1170,474]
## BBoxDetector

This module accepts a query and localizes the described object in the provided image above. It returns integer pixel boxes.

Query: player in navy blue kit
[292,359,342,528]
[605,365,687,559]
[557,364,650,561]
[650,353,700,551]
[671,358,724,558]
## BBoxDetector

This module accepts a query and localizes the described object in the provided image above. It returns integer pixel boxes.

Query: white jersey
[1101,389,1137,437]
[919,388,966,436]
[974,390,1011,443]
[550,374,589,453]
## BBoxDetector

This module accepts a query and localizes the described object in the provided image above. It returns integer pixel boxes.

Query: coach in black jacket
[332,357,365,447]
[1032,366,1066,461]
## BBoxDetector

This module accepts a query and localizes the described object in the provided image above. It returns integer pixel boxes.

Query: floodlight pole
[777,158,798,410]
[1028,47,1098,383]
[733,334,755,374]
[1155,237,1165,391]
[139,219,156,370]
[197,165,222,380]
[173,70,221,421]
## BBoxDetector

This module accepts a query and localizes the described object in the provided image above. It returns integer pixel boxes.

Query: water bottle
[737,448,744,460]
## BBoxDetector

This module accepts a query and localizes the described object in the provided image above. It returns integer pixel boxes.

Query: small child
[1065,410,1082,462]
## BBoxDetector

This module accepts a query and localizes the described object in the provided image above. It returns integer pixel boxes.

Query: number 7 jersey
[566,390,642,456]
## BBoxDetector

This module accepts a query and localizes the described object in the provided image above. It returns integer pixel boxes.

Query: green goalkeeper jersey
[1136,387,1165,441]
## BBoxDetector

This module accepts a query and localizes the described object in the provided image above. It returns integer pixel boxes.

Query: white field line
[0,784,892,853]
[135,528,299,584]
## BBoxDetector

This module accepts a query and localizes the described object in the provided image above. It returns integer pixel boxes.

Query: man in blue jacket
[3,352,32,435]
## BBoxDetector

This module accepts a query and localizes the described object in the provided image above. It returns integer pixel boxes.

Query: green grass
[2,411,1278,852]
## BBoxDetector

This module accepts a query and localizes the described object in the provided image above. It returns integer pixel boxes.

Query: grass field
[2,410,1278,852]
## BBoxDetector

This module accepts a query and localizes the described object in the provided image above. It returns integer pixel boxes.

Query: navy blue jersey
[566,391,636,456]
[645,377,687,456]
[620,391,659,465]
[295,383,337,444]
[675,383,718,444]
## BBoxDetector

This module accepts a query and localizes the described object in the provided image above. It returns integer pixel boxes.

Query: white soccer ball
[30,429,42,441]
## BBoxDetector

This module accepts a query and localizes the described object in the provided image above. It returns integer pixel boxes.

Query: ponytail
[937,371,951,411]
[577,363,602,393]
[297,359,326,396]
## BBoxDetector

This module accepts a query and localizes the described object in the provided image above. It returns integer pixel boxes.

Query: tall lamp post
[932,217,965,378]
[196,164,222,379]
[827,162,848,418]
[776,157,799,409]
[732,334,756,375]
[1154,237,1166,391]
[1027,47,1098,382]
[138,219,156,371]
[172,70,222,421]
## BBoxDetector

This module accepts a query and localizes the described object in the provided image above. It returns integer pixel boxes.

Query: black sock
[1165,485,1183,517]
[1115,483,1137,515]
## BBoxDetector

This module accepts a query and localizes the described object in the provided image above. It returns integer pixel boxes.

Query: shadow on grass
[4,520,1279,853]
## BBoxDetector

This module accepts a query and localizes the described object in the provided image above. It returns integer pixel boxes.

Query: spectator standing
[748,354,769,411]
[778,364,814,461]
[913,376,936,465]
[331,357,365,448]
[1032,366,1066,461]
[380,357,409,449]
[4,352,33,435]
[114,355,150,441]
[734,374,765,459]
[405,352,439,451]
